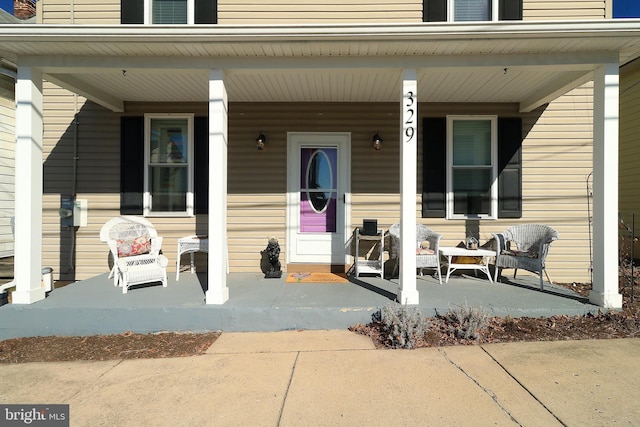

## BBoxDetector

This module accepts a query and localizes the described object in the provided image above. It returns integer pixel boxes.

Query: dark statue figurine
[264,237,282,278]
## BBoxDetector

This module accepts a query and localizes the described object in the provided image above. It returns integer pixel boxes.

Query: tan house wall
[39,0,608,24]
[523,0,607,20]
[619,59,640,233]
[0,76,15,249]
[40,86,593,283]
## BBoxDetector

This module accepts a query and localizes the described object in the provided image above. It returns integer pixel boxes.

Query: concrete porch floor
[0,270,598,340]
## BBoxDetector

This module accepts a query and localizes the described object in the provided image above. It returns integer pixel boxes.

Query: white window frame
[446,0,499,22]
[446,115,498,220]
[144,0,195,25]
[144,113,194,217]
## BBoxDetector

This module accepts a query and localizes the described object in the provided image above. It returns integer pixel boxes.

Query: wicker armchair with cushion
[100,216,168,293]
[387,223,443,283]
[493,224,559,290]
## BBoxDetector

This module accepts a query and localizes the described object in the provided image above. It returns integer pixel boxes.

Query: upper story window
[423,0,522,22]
[121,0,217,24]
[152,0,188,24]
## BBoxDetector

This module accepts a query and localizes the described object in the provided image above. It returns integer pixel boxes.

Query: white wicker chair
[99,216,168,293]
[493,224,559,290]
[387,223,443,284]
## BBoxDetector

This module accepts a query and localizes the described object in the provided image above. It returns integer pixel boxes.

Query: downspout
[66,94,79,274]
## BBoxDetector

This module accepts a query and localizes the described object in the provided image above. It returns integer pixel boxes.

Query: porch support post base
[206,287,230,305]
[397,288,420,305]
[11,289,46,305]
[588,290,622,309]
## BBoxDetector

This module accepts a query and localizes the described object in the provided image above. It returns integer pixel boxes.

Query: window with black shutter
[194,117,209,214]
[423,0,522,22]
[120,117,144,214]
[121,0,144,24]
[121,0,217,24]
[421,115,522,219]
[120,115,201,217]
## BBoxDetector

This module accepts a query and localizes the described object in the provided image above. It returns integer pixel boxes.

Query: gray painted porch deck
[0,271,598,340]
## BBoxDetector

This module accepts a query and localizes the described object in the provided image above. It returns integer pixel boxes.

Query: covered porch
[3,20,640,309]
[0,271,597,340]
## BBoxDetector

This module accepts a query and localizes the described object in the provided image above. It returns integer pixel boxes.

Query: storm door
[287,133,350,264]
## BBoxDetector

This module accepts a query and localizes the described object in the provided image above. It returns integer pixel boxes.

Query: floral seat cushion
[110,223,151,257]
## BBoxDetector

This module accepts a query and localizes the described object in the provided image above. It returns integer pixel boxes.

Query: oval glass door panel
[300,148,337,233]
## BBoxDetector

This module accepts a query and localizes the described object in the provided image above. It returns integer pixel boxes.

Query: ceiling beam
[519,70,593,113]
[45,73,124,112]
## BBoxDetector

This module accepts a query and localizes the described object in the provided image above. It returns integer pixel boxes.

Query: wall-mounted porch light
[372,133,383,150]
[256,133,266,150]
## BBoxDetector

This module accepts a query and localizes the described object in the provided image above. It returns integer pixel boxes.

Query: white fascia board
[45,73,124,112]
[1,19,640,40]
[519,70,594,113]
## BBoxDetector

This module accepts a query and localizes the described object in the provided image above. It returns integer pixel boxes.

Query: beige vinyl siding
[0,77,15,254]
[523,0,607,20]
[219,0,421,24]
[41,93,594,282]
[38,0,609,25]
[415,92,594,284]
[619,59,640,232]
[42,90,211,280]
[40,0,119,24]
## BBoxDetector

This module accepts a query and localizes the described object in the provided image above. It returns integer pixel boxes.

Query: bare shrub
[378,303,429,349]
[443,302,490,341]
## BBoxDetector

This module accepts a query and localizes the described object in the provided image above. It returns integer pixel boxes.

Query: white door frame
[286,132,351,265]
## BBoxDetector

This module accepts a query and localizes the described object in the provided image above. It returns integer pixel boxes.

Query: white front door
[287,132,350,264]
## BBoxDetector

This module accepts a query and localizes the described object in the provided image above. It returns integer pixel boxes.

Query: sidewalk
[1,331,638,426]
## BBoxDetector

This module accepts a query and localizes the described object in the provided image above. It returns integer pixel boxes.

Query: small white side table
[439,246,496,284]
[354,228,384,278]
[176,235,208,281]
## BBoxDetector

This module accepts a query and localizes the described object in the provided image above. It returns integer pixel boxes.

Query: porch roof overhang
[0,19,639,112]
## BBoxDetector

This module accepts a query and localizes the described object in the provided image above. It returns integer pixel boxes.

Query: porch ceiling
[1,20,639,112]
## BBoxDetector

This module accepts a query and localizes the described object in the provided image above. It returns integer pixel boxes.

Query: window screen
[451,118,494,217]
[152,0,188,24]
[454,0,491,21]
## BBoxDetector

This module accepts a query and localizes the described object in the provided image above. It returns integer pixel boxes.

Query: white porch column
[398,69,419,305]
[12,66,45,304]
[205,69,229,304]
[590,63,622,308]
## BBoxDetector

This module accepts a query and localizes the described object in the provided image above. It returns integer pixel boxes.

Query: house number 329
[405,91,415,143]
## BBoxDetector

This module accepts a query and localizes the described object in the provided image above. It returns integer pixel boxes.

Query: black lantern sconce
[372,133,383,150]
[256,132,266,150]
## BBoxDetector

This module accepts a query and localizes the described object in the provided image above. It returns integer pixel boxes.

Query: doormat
[285,272,350,283]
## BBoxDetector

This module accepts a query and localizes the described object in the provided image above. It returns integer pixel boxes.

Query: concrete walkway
[1,331,639,426]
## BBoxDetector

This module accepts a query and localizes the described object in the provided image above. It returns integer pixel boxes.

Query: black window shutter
[422,117,447,218]
[194,117,209,214]
[423,0,447,22]
[121,0,144,24]
[120,117,144,214]
[499,0,523,20]
[195,0,217,24]
[497,117,522,218]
